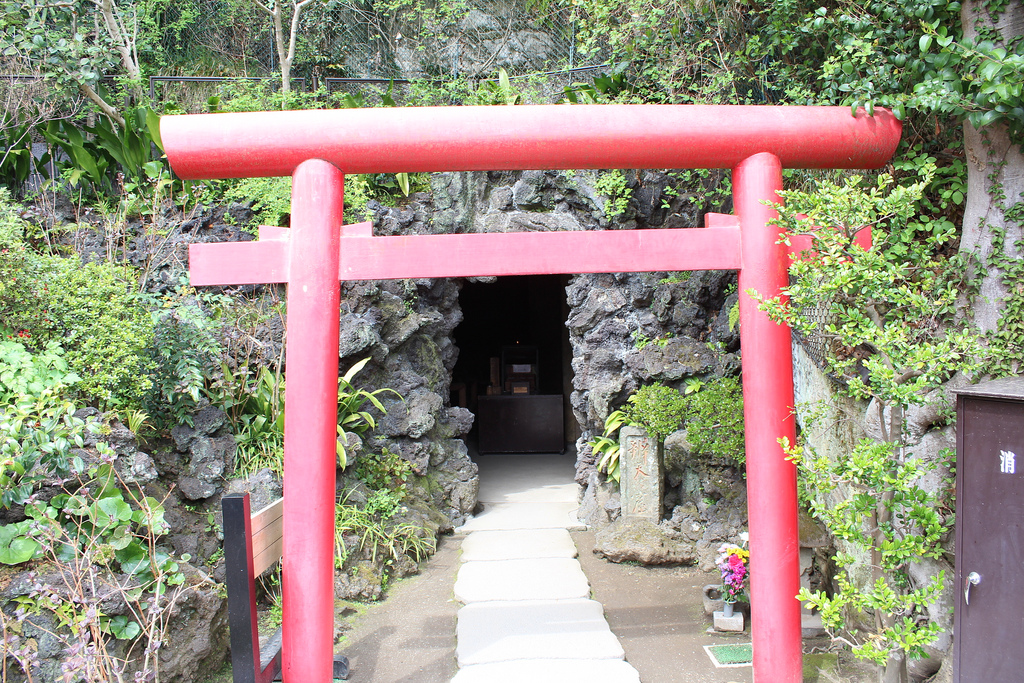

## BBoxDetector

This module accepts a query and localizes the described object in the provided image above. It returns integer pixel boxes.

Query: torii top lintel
[161,104,901,179]
[165,104,903,683]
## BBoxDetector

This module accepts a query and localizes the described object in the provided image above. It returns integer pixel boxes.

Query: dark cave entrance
[451,274,578,453]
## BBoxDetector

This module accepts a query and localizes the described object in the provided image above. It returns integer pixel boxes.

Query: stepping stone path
[451,455,641,682]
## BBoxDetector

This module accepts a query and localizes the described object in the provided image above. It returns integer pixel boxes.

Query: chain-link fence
[154,0,602,98]
[5,1,610,113]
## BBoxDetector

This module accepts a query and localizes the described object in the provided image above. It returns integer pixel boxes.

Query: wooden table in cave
[477,394,564,453]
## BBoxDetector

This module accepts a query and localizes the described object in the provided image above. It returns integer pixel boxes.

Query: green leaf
[106,615,141,640]
[0,534,40,564]
[341,357,370,384]
[395,172,411,197]
[116,541,148,574]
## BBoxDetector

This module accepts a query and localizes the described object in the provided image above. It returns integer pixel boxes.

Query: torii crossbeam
[163,104,901,683]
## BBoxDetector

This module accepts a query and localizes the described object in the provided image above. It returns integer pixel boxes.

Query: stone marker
[619,426,663,521]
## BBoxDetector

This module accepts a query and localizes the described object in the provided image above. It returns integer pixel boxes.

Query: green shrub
[593,170,632,219]
[683,376,745,466]
[0,339,80,404]
[356,447,412,501]
[145,288,223,430]
[0,341,89,509]
[36,258,155,409]
[225,176,294,227]
[0,190,50,338]
[623,382,688,442]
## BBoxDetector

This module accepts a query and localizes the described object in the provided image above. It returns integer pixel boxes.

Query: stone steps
[452,500,641,682]
[452,659,642,683]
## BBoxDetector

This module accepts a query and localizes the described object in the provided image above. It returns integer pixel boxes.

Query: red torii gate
[162,105,901,683]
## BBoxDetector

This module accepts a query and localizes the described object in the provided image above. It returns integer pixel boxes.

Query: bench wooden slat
[250,499,284,577]
[252,536,284,578]
[250,498,283,536]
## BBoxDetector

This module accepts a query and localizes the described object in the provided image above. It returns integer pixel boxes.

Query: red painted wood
[171,104,903,683]
[704,212,739,229]
[190,240,290,285]
[259,226,291,241]
[162,105,902,179]
[280,160,344,683]
[734,153,802,683]
[787,226,873,259]
[338,227,741,279]
[190,226,741,284]
[340,221,373,237]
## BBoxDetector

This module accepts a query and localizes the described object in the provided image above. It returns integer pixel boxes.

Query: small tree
[253,0,319,98]
[758,170,980,683]
[0,0,156,126]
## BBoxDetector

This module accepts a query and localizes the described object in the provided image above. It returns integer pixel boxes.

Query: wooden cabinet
[477,395,564,454]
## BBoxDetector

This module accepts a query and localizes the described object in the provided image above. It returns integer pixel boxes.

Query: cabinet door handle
[964,572,981,606]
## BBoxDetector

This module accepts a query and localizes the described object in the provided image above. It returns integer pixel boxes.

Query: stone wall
[791,338,958,680]
[2,166,755,679]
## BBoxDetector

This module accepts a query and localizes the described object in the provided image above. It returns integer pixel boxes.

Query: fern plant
[590,409,627,483]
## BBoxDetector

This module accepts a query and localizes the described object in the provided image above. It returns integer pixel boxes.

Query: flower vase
[723,601,735,617]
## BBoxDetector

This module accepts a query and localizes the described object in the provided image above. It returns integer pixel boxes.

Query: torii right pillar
[735,151,801,680]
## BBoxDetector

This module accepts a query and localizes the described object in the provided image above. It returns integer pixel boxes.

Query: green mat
[704,643,753,667]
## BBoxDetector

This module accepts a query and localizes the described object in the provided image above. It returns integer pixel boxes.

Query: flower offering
[716,543,749,603]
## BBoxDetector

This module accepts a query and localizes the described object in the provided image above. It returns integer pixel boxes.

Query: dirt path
[574,530,752,683]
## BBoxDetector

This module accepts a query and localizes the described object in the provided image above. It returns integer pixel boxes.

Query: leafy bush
[592,377,745,482]
[760,171,976,677]
[36,258,155,409]
[593,170,632,220]
[0,339,80,404]
[1,338,194,677]
[683,376,745,466]
[224,177,294,227]
[0,115,45,197]
[623,382,688,442]
[39,107,164,198]
[0,189,50,338]
[0,342,89,509]
[216,365,285,477]
[355,447,412,501]
[145,288,223,431]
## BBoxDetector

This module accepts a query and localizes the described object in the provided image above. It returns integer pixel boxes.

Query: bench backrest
[250,498,284,577]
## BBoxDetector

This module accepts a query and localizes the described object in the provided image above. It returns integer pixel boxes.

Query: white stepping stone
[456,599,625,666]
[455,558,590,603]
[451,659,641,683]
[456,502,584,532]
[460,529,578,562]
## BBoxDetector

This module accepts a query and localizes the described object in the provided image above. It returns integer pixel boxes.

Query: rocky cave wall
[426,168,751,570]
[2,168,755,680]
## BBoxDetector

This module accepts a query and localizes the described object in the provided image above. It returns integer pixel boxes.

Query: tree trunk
[881,652,909,683]
[78,82,126,127]
[95,0,144,101]
[271,3,289,95]
[958,0,1024,333]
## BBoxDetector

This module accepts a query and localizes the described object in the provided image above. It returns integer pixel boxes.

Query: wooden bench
[222,493,350,682]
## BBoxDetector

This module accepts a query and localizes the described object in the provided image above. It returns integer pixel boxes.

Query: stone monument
[619,426,663,521]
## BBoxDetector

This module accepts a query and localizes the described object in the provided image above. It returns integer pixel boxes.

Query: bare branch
[78,82,126,127]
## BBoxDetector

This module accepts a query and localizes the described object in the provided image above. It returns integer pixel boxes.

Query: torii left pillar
[281,159,345,680]
[172,103,901,683]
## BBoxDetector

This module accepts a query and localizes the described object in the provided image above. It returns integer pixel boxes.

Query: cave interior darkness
[451,274,577,450]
